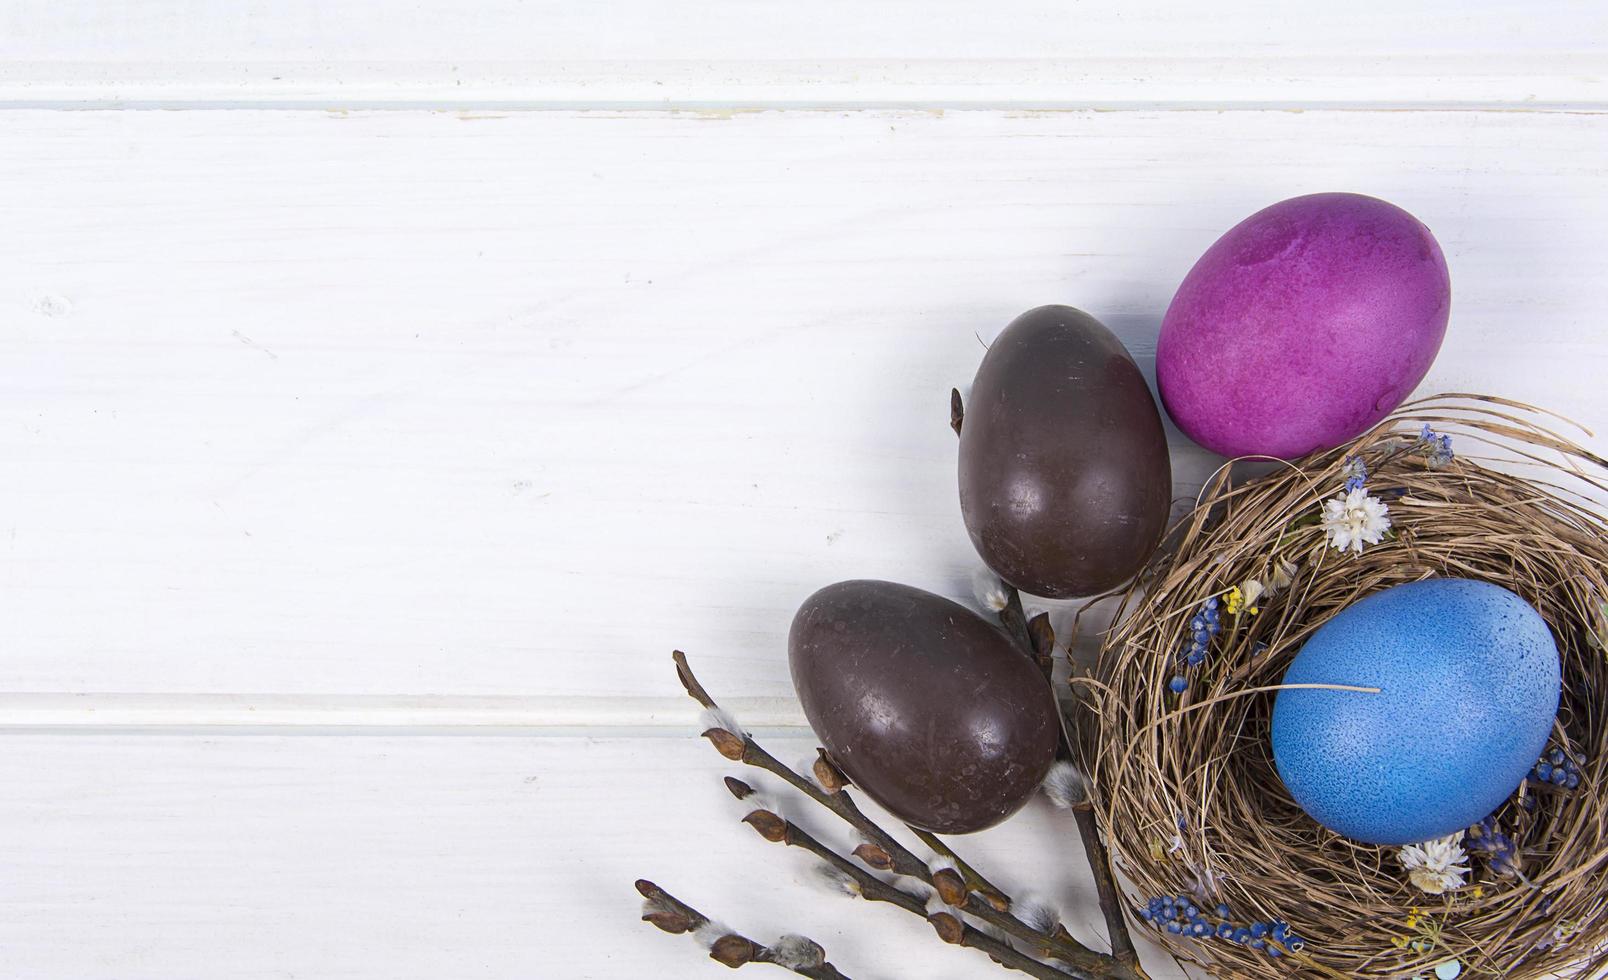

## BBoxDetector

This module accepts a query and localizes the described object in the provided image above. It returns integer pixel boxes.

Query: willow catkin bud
[852,842,893,870]
[769,935,826,970]
[741,809,787,842]
[709,934,758,967]
[929,910,965,944]
[702,727,746,761]
[640,902,693,934]
[812,752,847,793]
[927,858,967,906]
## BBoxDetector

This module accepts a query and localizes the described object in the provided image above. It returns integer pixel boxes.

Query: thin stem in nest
[636,879,851,978]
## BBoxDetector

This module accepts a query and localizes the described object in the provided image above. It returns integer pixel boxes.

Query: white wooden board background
[1,4,1605,977]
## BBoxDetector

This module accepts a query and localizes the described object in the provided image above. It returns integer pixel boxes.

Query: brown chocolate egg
[959,305,1171,598]
[788,579,1059,834]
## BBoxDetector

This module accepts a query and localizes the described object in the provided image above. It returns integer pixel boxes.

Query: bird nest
[1079,394,1608,979]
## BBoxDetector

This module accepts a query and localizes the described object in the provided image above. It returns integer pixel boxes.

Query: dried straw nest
[1078,394,1608,979]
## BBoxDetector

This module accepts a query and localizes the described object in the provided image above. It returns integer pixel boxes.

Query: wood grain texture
[1,1,1604,107]
[0,733,1191,979]
[1,107,1604,723]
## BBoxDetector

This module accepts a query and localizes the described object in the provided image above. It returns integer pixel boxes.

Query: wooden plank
[0,1,1603,107]
[0,733,1192,978]
[0,691,803,731]
[0,107,1603,716]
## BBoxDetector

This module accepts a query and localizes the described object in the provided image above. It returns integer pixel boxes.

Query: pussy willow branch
[678,652,1077,955]
[1065,690,1139,968]
[671,651,1146,980]
[726,779,1089,980]
[724,778,927,920]
[997,579,1143,970]
[636,879,851,978]
[955,386,1144,971]
[913,825,1118,970]
[907,827,1011,911]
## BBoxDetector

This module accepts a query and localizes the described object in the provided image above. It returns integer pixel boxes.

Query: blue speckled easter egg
[1272,579,1560,845]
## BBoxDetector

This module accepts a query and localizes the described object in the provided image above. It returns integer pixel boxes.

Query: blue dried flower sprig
[1137,895,1304,958]
[1342,454,1369,493]
[1169,596,1223,693]
[1466,817,1523,878]
[1529,747,1583,790]
[1418,423,1455,468]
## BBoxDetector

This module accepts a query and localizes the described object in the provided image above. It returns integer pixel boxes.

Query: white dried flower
[1188,864,1222,898]
[769,934,826,970]
[698,705,744,738]
[1011,894,1060,935]
[972,566,1010,612]
[1321,488,1392,555]
[1041,761,1086,809]
[692,919,732,949]
[1398,834,1470,895]
[1239,578,1265,610]
[1268,557,1299,595]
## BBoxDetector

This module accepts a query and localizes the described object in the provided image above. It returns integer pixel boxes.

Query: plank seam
[0,694,810,733]
[0,100,1605,112]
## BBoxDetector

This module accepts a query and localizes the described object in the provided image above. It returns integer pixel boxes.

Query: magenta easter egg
[1156,193,1450,459]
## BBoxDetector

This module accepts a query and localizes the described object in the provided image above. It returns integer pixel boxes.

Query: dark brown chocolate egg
[959,305,1171,598]
[788,579,1059,834]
